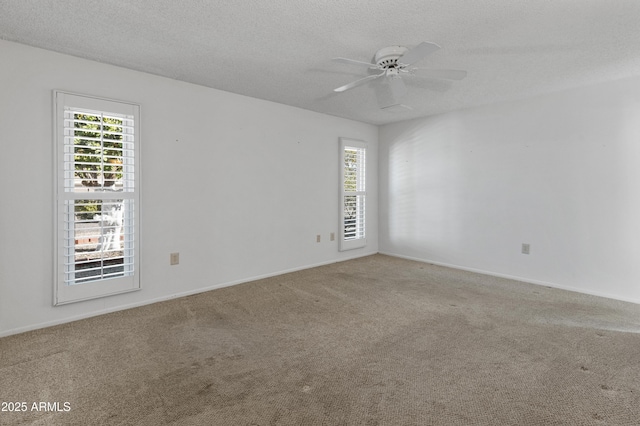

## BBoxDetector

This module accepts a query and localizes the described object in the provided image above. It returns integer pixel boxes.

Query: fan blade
[387,76,407,99]
[381,104,413,111]
[398,42,441,65]
[376,75,407,109]
[334,72,385,92]
[332,57,377,68]
[410,68,467,80]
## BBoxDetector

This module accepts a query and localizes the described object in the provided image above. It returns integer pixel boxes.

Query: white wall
[0,40,378,336]
[379,77,640,303]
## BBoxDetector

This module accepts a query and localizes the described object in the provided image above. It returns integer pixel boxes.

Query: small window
[53,91,140,305]
[339,138,367,251]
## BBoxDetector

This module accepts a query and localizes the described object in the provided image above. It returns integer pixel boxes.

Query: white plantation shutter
[54,92,140,305]
[339,138,367,251]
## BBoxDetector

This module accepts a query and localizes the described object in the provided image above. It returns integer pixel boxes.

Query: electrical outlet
[521,244,530,255]
[330,232,335,241]
[316,235,321,243]
[170,252,180,265]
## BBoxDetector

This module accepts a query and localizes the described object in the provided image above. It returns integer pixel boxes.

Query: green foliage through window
[73,113,124,218]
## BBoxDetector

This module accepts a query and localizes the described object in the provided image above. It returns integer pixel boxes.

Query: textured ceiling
[2,0,640,125]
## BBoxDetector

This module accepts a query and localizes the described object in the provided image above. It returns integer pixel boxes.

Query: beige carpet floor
[1,254,640,425]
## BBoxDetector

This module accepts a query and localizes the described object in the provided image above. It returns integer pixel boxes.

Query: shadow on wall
[382,85,640,301]
[386,116,462,258]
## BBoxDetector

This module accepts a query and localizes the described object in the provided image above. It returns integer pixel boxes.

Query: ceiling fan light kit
[333,42,467,110]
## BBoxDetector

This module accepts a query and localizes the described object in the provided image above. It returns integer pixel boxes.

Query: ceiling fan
[333,42,467,109]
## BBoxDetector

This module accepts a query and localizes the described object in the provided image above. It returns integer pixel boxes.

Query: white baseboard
[378,251,640,306]
[0,251,377,338]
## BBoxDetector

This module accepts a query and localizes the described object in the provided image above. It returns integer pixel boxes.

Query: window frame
[339,137,367,251]
[53,91,141,305]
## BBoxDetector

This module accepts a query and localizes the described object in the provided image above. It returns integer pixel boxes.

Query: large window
[339,138,367,251]
[53,91,140,305]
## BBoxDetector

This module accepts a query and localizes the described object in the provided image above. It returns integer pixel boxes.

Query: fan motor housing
[374,46,408,69]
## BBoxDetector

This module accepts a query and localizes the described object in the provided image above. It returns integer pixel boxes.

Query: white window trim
[53,91,141,305]
[339,137,367,251]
